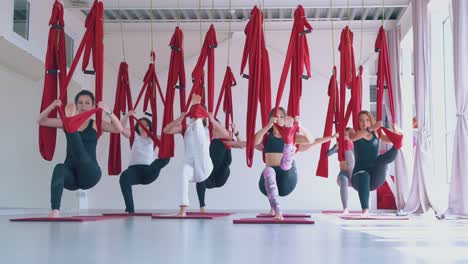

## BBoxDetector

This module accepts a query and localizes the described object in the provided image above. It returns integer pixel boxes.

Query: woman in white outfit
[163,95,229,216]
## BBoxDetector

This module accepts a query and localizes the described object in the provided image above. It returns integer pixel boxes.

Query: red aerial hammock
[214,66,236,133]
[39,0,104,160]
[108,6,134,175]
[346,65,363,130]
[316,0,341,178]
[212,1,236,151]
[374,26,402,149]
[107,76,163,176]
[39,0,67,161]
[184,24,217,139]
[159,26,187,159]
[341,26,362,132]
[241,6,272,167]
[214,67,236,151]
[108,62,133,175]
[316,67,339,177]
[131,51,166,150]
[128,1,165,149]
[272,5,312,144]
[337,25,356,162]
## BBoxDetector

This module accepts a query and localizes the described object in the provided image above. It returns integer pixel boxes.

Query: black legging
[258,163,298,197]
[119,158,170,213]
[50,132,101,210]
[351,146,398,209]
[196,139,232,208]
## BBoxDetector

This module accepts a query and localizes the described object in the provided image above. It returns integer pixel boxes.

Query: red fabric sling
[39,0,104,160]
[272,5,312,146]
[185,25,217,139]
[187,104,210,119]
[108,62,133,175]
[57,108,101,133]
[214,66,236,132]
[274,5,312,118]
[316,68,339,177]
[337,26,356,161]
[274,123,300,144]
[132,51,166,150]
[129,115,160,146]
[39,0,67,161]
[159,26,186,159]
[347,66,363,130]
[375,26,402,149]
[241,6,272,167]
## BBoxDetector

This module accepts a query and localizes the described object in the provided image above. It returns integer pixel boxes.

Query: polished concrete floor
[1,210,468,264]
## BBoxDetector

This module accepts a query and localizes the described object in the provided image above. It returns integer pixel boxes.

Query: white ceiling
[66,0,409,9]
[63,0,409,32]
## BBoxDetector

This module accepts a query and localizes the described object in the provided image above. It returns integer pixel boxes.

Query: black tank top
[65,119,98,164]
[353,133,379,173]
[264,132,284,153]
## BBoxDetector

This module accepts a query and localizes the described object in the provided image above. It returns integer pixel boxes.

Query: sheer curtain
[398,0,438,215]
[387,26,412,210]
[447,0,468,216]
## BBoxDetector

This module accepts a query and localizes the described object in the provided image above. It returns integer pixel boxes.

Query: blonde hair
[358,110,376,129]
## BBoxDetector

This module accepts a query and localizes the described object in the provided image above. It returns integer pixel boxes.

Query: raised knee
[337,174,348,186]
[119,170,132,186]
[262,167,275,179]
[53,163,67,174]
[51,164,67,184]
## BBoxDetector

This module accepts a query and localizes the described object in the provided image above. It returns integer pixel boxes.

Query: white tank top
[128,134,154,166]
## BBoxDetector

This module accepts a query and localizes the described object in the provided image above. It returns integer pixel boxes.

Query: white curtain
[398,0,437,215]
[387,26,412,210]
[447,0,468,216]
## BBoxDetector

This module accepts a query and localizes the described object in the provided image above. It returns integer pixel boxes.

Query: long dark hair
[200,103,208,127]
[74,90,95,105]
[135,117,152,135]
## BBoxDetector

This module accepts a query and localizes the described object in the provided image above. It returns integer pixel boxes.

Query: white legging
[180,118,213,206]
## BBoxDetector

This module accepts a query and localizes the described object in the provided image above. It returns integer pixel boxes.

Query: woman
[196,122,246,213]
[350,110,402,217]
[37,90,123,217]
[254,107,335,220]
[118,110,170,213]
[163,95,230,216]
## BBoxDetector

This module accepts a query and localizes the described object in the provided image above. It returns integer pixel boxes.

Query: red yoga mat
[233,218,314,224]
[321,210,362,215]
[102,212,154,217]
[151,214,214,220]
[339,215,410,220]
[186,212,233,217]
[10,215,127,222]
[256,213,311,218]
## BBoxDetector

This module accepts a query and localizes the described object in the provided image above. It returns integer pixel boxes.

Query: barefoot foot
[361,209,369,218]
[177,205,188,217]
[274,211,284,220]
[48,210,60,218]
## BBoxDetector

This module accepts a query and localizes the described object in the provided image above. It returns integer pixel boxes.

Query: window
[13,0,30,40]
[65,34,75,68]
